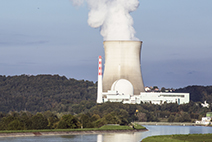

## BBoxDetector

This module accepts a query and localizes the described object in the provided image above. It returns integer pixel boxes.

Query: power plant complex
[97,40,190,105]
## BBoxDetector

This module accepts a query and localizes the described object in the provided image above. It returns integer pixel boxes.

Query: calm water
[0,125,212,142]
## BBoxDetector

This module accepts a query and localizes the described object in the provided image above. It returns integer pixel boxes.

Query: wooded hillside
[0,75,96,113]
[0,75,212,128]
[175,85,212,103]
[0,74,211,114]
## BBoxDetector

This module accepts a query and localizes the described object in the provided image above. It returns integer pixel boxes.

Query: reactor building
[97,40,190,105]
[103,41,144,95]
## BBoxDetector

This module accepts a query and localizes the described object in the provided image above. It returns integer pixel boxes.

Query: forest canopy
[0,74,212,113]
[0,74,96,113]
[0,74,212,129]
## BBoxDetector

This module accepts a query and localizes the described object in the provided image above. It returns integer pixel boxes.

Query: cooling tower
[102,41,145,95]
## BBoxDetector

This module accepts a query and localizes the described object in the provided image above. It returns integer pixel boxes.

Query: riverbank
[0,129,147,138]
[137,122,203,126]
[142,133,212,142]
[0,124,147,138]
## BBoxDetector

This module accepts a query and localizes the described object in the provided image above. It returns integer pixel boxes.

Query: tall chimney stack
[102,41,145,95]
[97,56,103,103]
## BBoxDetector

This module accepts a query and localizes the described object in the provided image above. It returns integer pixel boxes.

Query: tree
[31,113,48,129]
[181,112,191,122]
[43,111,59,129]
[161,87,166,92]
[90,114,100,122]
[0,115,16,130]
[19,112,32,130]
[117,109,129,125]
[57,114,80,129]
[137,112,147,122]
[94,118,106,128]
[57,120,67,129]
[168,115,175,122]
[104,113,121,124]
[80,114,93,128]
[7,120,24,130]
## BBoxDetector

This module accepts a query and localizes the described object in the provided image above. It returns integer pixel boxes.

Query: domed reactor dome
[111,79,133,95]
[102,41,145,95]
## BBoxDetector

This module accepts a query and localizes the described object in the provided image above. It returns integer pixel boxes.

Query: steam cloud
[71,0,139,41]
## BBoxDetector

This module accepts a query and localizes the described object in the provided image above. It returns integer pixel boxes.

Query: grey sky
[0,0,211,89]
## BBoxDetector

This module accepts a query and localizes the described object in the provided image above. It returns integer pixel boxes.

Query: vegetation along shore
[0,75,212,139]
[0,124,147,138]
[142,133,212,142]
[0,75,212,124]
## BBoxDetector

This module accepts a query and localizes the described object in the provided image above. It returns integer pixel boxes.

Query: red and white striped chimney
[97,56,103,103]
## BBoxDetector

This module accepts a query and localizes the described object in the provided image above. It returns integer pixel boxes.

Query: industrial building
[97,40,190,105]
[101,89,189,105]
[139,92,189,105]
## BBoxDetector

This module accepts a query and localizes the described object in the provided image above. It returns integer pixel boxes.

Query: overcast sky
[0,0,211,89]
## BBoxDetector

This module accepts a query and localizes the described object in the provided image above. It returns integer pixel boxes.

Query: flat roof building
[140,92,190,105]
[102,90,189,105]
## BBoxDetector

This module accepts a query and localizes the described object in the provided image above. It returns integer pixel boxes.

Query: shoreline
[137,122,204,126]
[0,129,148,138]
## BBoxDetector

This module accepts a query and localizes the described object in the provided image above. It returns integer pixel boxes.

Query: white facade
[102,91,131,104]
[102,91,140,104]
[102,89,189,105]
[102,79,140,104]
[196,117,211,125]
[111,79,134,95]
[140,92,190,105]
[101,78,189,105]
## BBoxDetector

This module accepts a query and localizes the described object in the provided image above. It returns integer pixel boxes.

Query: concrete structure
[102,91,189,104]
[102,79,140,104]
[102,41,145,95]
[97,41,190,105]
[195,112,212,125]
[140,92,190,105]
[196,117,211,125]
[97,56,103,103]
[111,79,133,96]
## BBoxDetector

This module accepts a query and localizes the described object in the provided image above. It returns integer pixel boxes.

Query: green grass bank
[0,124,146,137]
[142,133,212,142]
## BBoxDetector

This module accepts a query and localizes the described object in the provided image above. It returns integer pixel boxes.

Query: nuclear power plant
[97,41,190,105]
[69,0,190,104]
[103,41,144,95]
[91,0,189,105]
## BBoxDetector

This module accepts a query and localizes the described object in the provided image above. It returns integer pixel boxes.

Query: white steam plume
[71,0,139,41]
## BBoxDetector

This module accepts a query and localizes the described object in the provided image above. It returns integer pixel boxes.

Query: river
[0,125,212,142]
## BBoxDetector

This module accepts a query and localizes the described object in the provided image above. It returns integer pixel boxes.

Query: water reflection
[97,134,103,142]
[102,133,142,142]
[100,125,212,142]
[0,126,212,142]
